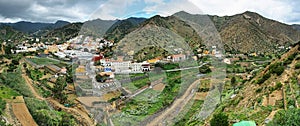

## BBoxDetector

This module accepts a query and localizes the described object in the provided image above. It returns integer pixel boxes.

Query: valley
[0,10,299,126]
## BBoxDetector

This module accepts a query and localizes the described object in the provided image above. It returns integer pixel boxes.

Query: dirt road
[11,96,38,126]
[146,79,200,126]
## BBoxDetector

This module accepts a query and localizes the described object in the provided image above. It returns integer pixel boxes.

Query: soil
[11,96,38,126]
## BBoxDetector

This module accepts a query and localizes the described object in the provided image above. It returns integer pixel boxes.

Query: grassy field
[122,77,150,92]
[0,85,20,99]
[26,57,59,65]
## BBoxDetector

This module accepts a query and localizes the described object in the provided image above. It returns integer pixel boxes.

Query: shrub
[295,63,300,69]
[257,72,271,84]
[269,62,284,76]
[267,109,300,126]
[257,97,263,104]
[256,88,263,93]
[275,82,282,90]
[210,112,229,126]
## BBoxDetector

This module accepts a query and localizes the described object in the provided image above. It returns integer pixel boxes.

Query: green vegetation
[113,71,183,125]
[283,52,297,65]
[121,73,152,92]
[257,61,285,84]
[52,76,68,103]
[134,46,169,62]
[29,69,44,81]
[0,85,19,99]
[174,100,204,126]
[155,62,179,70]
[267,108,300,126]
[0,68,33,97]
[226,64,246,73]
[27,57,59,65]
[210,112,229,126]
[33,84,51,98]
[131,77,150,88]
[0,98,6,115]
[257,72,271,84]
[295,62,300,69]
[231,77,237,93]
[275,82,283,90]
[199,64,212,74]
[25,98,77,126]
[269,62,284,76]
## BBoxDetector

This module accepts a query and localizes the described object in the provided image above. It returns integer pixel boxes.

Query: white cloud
[88,0,140,20]
[0,15,22,23]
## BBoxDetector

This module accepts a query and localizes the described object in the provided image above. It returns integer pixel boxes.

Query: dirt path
[22,74,44,100]
[146,79,200,126]
[47,98,95,126]
[21,59,95,126]
[11,96,38,126]
[20,59,44,100]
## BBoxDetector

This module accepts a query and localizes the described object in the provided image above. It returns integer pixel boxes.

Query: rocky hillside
[105,11,300,55]
[210,11,300,54]
[209,42,300,125]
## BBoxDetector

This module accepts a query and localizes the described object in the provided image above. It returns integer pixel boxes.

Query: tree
[60,113,76,126]
[231,76,237,93]
[53,76,68,103]
[210,112,229,126]
[267,109,300,126]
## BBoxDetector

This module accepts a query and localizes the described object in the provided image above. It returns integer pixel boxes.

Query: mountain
[0,25,26,43]
[80,19,117,37]
[209,11,300,54]
[103,11,300,55]
[0,20,70,33]
[292,24,300,31]
[105,14,205,60]
[43,22,83,41]
[104,17,147,42]
[43,19,119,41]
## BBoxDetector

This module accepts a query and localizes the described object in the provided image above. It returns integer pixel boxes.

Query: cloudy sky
[0,0,299,24]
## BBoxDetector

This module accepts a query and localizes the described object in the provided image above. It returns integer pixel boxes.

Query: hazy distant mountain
[0,20,70,33]
[292,24,300,31]
[80,19,117,37]
[43,17,147,42]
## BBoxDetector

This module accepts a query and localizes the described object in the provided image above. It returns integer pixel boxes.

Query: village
[1,34,294,125]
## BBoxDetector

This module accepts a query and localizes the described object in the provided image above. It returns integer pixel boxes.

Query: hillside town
[0,2,300,125]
